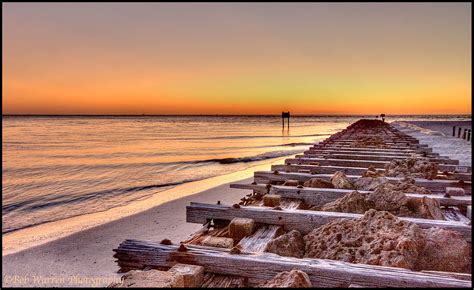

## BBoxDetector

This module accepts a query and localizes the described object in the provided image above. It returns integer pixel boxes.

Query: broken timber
[271,164,471,181]
[186,202,471,241]
[229,183,472,207]
[253,171,472,194]
[285,157,465,173]
[113,241,471,288]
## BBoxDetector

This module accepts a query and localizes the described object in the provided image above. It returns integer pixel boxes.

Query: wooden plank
[299,153,459,165]
[237,225,282,253]
[285,157,465,173]
[323,135,419,141]
[186,203,471,241]
[313,144,434,153]
[271,164,471,181]
[311,145,419,153]
[273,164,373,176]
[113,241,471,288]
[322,140,428,147]
[307,149,441,157]
[253,171,472,194]
[229,183,472,207]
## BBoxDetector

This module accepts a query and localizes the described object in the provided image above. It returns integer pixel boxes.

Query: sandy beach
[392,120,472,166]
[2,119,472,288]
[2,176,253,287]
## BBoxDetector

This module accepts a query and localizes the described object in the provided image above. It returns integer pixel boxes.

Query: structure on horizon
[282,111,290,129]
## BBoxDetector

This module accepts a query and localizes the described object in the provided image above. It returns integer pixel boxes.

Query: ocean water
[2,115,470,235]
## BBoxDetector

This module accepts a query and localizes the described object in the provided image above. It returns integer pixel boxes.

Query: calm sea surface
[2,115,469,234]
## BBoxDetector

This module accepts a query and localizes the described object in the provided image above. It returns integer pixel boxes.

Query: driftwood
[113,241,471,288]
[186,203,471,241]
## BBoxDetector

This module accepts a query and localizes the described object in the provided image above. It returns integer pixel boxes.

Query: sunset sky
[3,3,471,115]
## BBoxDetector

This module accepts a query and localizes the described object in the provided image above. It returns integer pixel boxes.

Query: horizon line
[2,113,472,117]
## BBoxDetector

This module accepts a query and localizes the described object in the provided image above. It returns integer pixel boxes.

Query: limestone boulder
[201,236,234,249]
[390,177,432,195]
[406,197,444,220]
[228,218,255,242]
[263,194,281,207]
[304,209,425,270]
[367,183,409,212]
[320,191,370,214]
[110,270,184,288]
[303,178,334,188]
[417,227,470,273]
[330,171,354,189]
[354,177,388,191]
[168,264,204,288]
[259,269,312,288]
[265,230,305,258]
[384,158,438,180]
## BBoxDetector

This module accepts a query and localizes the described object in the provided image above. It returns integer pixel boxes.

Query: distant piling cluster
[452,126,471,142]
[282,111,290,129]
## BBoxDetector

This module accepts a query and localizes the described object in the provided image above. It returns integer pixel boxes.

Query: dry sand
[2,178,252,287]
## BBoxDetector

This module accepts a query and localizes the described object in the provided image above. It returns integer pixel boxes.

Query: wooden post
[453,126,456,137]
[468,130,471,142]
[281,112,290,129]
[463,129,467,140]
[458,127,462,138]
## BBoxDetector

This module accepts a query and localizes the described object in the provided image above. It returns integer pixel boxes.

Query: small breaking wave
[172,133,328,140]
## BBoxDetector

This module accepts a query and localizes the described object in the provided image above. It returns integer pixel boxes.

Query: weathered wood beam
[311,145,420,153]
[186,203,471,241]
[271,164,471,182]
[313,144,434,153]
[322,140,428,146]
[285,157,466,173]
[229,183,472,207]
[324,139,419,145]
[113,241,471,288]
[307,149,441,157]
[298,153,458,165]
[253,171,471,194]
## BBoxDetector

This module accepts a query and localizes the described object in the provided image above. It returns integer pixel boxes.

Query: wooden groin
[114,119,472,288]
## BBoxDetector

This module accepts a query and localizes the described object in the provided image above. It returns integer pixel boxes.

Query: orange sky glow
[3,3,471,115]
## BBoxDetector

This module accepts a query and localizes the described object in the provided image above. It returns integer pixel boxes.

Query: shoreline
[3,154,295,256]
[2,176,255,287]
[2,154,296,287]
